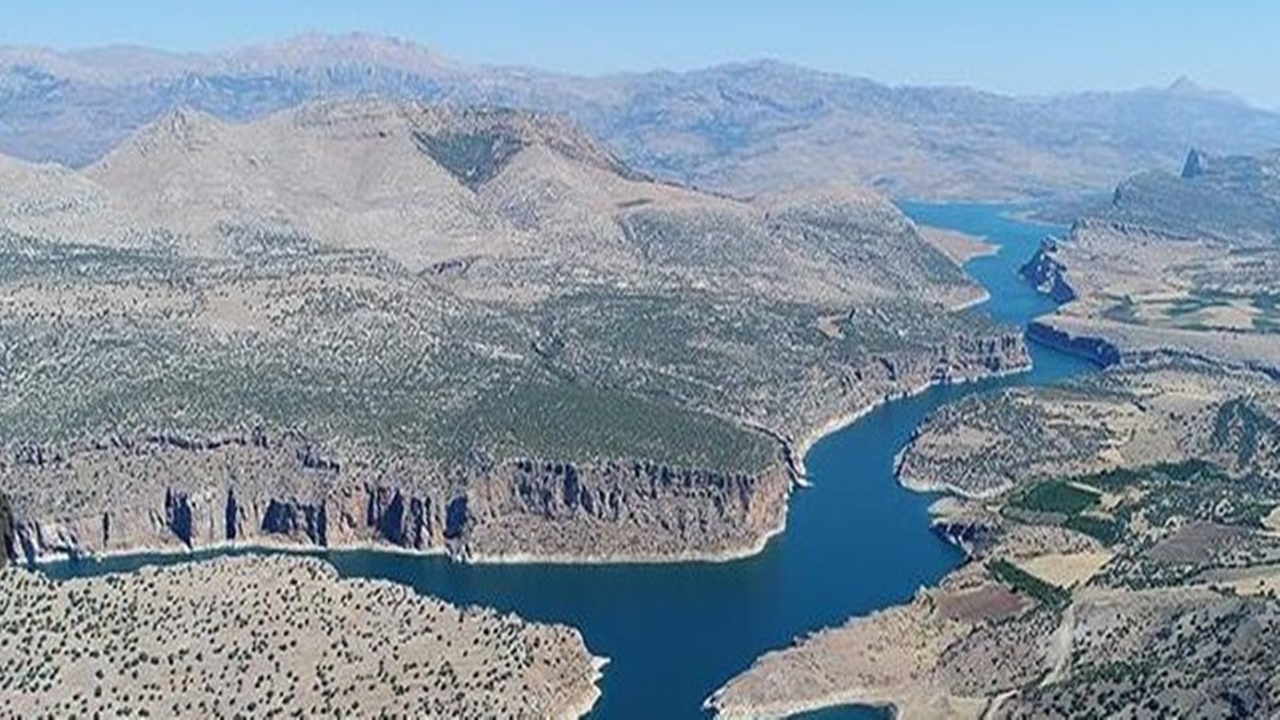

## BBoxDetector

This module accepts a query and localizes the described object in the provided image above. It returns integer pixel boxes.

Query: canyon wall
[0,494,14,567]
[3,432,790,564]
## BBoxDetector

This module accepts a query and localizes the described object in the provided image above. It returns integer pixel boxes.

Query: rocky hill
[4,34,1280,199]
[0,100,1024,564]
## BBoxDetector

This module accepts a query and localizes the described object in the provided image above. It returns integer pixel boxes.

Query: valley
[1,30,1278,720]
[709,151,1280,718]
[15,201,1077,719]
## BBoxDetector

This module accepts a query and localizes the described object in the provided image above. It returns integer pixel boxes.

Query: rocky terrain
[709,457,1280,719]
[897,358,1280,498]
[710,149,1280,718]
[1021,149,1280,374]
[914,146,1280,499]
[0,99,1024,564]
[2,432,794,564]
[0,493,14,568]
[4,34,1280,199]
[0,554,604,718]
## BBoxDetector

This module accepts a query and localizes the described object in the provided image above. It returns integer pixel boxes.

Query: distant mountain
[3,34,1280,200]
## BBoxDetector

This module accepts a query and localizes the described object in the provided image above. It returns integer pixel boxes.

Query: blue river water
[41,204,1095,719]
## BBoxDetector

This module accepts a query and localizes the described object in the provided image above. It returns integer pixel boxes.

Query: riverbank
[35,203,1080,720]
[792,363,1031,483]
[920,224,999,265]
[31,516,794,569]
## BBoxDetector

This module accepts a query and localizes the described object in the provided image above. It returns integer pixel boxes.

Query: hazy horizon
[1,0,1275,109]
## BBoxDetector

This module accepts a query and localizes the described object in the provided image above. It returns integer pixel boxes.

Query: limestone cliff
[4,432,790,564]
[0,493,14,567]
[461,459,790,561]
[1019,236,1076,303]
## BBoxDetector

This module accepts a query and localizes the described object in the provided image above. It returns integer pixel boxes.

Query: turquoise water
[41,204,1094,719]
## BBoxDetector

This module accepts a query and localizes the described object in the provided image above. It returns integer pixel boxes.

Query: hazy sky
[3,0,1276,107]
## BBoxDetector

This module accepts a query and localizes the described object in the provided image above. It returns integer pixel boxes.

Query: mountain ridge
[4,33,1280,199]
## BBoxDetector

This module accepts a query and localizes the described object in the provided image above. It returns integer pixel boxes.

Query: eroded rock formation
[4,431,791,564]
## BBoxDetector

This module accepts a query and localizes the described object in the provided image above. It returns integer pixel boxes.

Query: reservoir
[42,204,1097,718]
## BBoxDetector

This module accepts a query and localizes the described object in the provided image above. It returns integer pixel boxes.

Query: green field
[987,558,1070,608]
[1011,480,1100,515]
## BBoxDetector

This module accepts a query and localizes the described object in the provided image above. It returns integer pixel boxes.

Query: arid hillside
[0,100,1023,564]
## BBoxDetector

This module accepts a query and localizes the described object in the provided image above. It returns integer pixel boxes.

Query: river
[41,203,1097,719]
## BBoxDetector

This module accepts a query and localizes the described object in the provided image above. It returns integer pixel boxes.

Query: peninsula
[0,554,604,718]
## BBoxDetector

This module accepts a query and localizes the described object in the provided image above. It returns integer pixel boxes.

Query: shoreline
[558,655,611,720]
[27,364,1032,573]
[895,473,1009,501]
[30,366,1033,573]
[26,535,449,568]
[706,691,901,720]
[790,362,1032,482]
[918,223,1001,265]
[950,286,992,312]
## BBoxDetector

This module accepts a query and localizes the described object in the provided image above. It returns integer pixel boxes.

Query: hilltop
[1020,147,1280,374]
[4,34,1280,199]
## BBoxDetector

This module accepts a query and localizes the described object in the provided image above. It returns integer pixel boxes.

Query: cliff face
[4,433,790,564]
[1026,321,1121,367]
[0,493,14,567]
[857,331,1029,388]
[461,459,790,560]
[1019,237,1076,303]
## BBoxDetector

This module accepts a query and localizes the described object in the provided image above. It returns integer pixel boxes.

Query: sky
[1,0,1276,108]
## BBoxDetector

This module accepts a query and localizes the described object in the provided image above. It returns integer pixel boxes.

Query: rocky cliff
[1025,321,1121,367]
[461,459,789,561]
[0,494,14,567]
[841,330,1029,395]
[1019,236,1076,303]
[4,431,790,564]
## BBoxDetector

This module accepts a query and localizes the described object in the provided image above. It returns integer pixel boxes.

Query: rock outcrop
[0,494,14,567]
[461,459,790,561]
[1019,237,1076,303]
[1026,320,1121,367]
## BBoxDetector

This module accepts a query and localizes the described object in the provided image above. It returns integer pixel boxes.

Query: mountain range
[3,33,1280,199]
